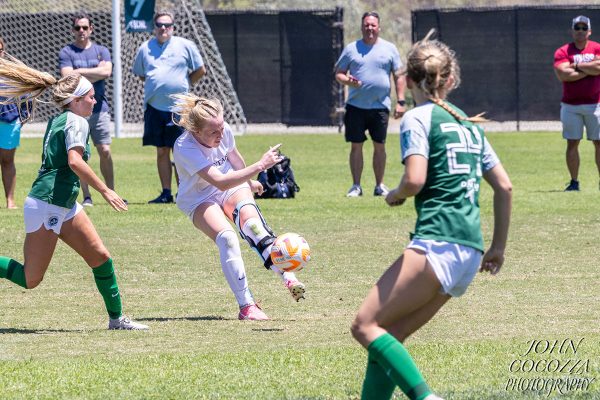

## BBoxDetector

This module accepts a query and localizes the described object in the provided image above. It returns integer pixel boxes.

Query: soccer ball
[270,232,311,272]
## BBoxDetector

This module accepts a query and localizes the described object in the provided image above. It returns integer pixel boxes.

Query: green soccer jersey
[399,102,500,251]
[29,111,90,208]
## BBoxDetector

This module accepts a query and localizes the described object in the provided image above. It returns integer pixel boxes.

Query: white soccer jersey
[173,122,236,217]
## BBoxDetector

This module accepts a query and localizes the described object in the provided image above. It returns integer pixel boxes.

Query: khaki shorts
[88,112,112,145]
[407,238,482,297]
[560,102,600,141]
[24,196,83,234]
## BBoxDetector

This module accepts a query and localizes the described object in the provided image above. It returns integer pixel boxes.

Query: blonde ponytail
[172,93,223,132]
[407,29,488,123]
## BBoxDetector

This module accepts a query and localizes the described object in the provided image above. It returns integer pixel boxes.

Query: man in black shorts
[335,12,406,197]
[133,12,206,203]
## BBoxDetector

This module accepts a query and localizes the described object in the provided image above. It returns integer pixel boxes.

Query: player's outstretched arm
[198,144,283,192]
[67,148,127,211]
[481,163,512,274]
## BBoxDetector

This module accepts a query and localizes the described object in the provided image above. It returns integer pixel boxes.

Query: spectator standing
[554,15,600,191]
[59,14,116,206]
[0,37,27,209]
[335,11,406,198]
[133,11,206,204]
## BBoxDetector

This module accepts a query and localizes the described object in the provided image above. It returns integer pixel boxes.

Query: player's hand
[101,189,128,212]
[249,179,264,195]
[480,247,505,275]
[259,144,283,171]
[385,188,406,207]
[347,75,362,88]
[394,103,406,119]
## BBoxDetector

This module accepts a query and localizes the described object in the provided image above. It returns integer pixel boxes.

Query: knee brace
[232,199,276,269]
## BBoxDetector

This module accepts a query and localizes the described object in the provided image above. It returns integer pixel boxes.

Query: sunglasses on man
[155,22,174,29]
[73,25,90,31]
[574,25,588,31]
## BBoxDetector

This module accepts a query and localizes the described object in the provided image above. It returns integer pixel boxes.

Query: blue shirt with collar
[132,36,204,112]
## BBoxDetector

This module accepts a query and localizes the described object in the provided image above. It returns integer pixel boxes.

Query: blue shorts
[143,104,184,148]
[0,120,21,150]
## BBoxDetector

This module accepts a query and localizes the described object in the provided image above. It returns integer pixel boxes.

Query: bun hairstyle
[171,93,223,132]
[0,55,85,121]
[407,29,487,123]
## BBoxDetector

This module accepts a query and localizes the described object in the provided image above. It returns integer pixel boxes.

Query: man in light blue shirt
[133,11,206,204]
[335,11,406,198]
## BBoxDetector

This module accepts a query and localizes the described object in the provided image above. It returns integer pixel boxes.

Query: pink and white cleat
[285,279,306,302]
[238,303,269,321]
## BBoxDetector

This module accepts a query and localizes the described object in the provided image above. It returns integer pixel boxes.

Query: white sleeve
[64,113,89,151]
[482,136,500,173]
[400,112,430,162]
[174,135,211,176]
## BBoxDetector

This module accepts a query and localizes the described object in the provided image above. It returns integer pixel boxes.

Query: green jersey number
[441,122,483,205]
[441,122,483,176]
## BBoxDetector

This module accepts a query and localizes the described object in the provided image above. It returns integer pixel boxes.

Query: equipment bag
[255,154,300,199]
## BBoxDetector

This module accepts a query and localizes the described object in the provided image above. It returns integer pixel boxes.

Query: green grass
[1,132,599,399]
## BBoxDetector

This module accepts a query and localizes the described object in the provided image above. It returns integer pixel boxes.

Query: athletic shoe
[148,193,174,204]
[346,185,363,197]
[373,184,389,196]
[285,278,306,302]
[564,180,580,191]
[108,316,149,330]
[82,197,93,207]
[238,304,269,321]
[423,395,445,400]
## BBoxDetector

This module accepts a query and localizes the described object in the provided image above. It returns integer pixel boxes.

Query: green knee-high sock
[92,258,122,319]
[0,256,27,288]
[367,333,432,400]
[361,354,396,400]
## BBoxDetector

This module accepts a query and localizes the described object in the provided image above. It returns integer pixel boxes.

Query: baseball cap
[572,15,591,29]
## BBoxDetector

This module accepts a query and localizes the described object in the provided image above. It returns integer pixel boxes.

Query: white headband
[59,77,93,106]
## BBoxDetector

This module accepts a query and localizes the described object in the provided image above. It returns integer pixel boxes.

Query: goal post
[1,0,247,136]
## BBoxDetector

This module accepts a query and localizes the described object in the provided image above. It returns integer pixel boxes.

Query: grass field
[1,131,599,399]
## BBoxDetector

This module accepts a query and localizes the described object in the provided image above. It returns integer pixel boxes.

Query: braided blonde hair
[407,29,487,123]
[172,93,223,132]
[0,55,83,121]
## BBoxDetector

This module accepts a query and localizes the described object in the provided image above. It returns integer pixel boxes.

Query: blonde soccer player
[0,56,147,330]
[351,31,512,400]
[171,94,306,321]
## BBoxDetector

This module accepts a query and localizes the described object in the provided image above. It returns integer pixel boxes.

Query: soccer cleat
[285,279,306,302]
[373,184,389,196]
[346,185,363,197]
[82,197,93,207]
[564,180,580,191]
[108,316,149,330]
[238,304,269,321]
[148,193,174,204]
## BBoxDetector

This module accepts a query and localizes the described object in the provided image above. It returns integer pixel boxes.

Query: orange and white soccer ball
[270,232,311,272]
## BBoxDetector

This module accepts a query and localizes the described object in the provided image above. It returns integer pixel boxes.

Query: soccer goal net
[0,0,247,134]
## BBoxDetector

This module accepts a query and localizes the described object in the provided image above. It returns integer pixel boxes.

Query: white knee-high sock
[215,230,254,307]
[242,218,297,282]
[270,264,298,283]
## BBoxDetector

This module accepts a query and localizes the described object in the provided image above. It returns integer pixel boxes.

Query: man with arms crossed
[554,15,600,191]
[59,14,116,206]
